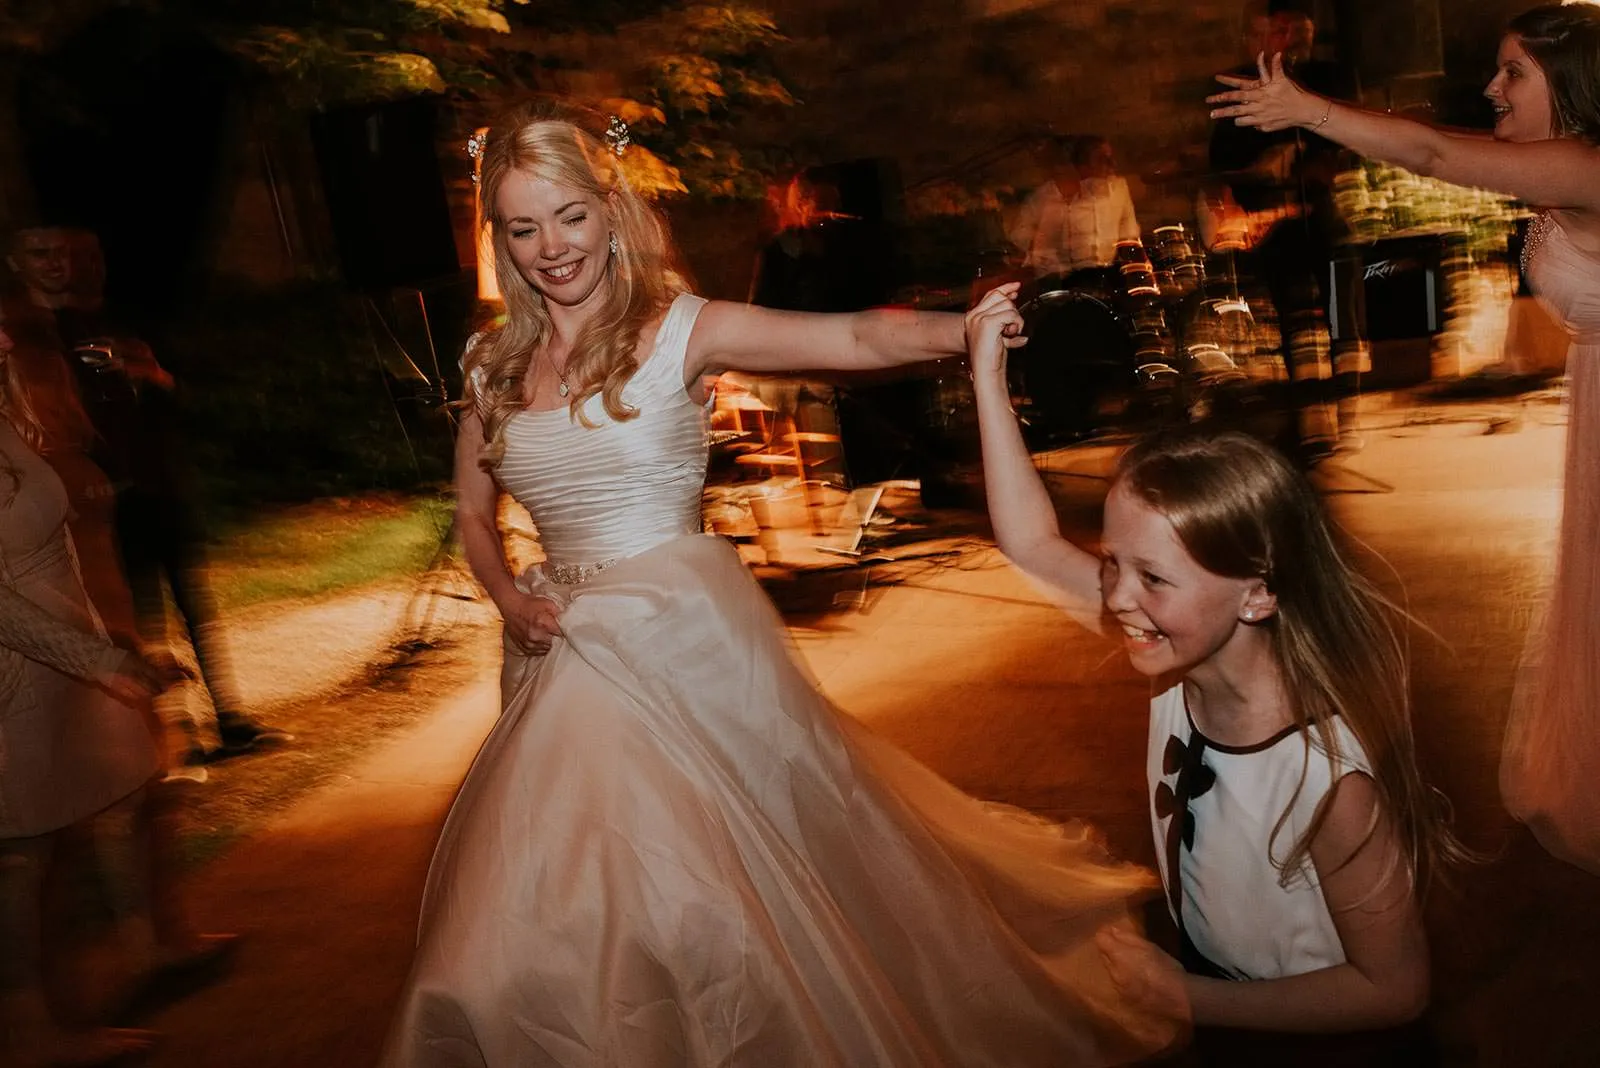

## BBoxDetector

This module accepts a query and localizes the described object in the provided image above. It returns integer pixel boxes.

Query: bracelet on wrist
[1310,99,1333,131]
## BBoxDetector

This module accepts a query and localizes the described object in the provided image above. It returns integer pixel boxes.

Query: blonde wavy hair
[1116,427,1470,898]
[464,102,689,465]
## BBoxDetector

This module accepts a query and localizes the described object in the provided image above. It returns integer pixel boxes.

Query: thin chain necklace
[540,348,572,398]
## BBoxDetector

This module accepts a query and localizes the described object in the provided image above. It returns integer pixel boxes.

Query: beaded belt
[543,559,617,585]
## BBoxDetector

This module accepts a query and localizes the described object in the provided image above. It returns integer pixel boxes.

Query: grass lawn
[159,491,485,866]
[205,493,456,611]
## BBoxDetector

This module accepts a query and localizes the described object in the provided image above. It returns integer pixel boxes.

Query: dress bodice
[496,293,709,568]
[0,423,73,587]
[1526,214,1600,344]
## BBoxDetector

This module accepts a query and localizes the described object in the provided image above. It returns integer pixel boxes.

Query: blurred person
[1008,134,1141,278]
[1209,3,1600,876]
[380,104,1175,1067]
[7,225,289,764]
[1208,1,1369,462]
[0,300,195,1067]
[969,285,1465,1064]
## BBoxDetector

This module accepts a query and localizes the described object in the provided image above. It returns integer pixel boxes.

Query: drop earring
[608,232,619,257]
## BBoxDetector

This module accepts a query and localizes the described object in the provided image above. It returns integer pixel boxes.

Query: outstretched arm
[1210,53,1600,214]
[966,284,1103,630]
[684,301,967,381]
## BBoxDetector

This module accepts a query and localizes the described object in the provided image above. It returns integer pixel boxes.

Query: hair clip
[466,130,488,184]
[603,115,631,158]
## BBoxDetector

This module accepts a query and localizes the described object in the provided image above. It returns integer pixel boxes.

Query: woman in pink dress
[1,295,232,1066]
[0,301,165,1065]
[1209,3,1600,875]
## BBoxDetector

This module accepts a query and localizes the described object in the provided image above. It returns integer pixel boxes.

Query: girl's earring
[609,232,619,257]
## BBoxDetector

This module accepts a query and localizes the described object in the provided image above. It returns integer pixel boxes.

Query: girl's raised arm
[966,285,1104,631]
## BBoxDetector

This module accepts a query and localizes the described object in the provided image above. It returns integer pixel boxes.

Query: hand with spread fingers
[1208,52,1327,134]
[963,281,1028,384]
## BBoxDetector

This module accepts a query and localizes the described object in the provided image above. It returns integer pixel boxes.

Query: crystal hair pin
[466,130,488,184]
[603,115,631,158]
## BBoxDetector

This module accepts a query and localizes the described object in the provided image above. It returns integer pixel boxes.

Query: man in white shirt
[1009,135,1141,277]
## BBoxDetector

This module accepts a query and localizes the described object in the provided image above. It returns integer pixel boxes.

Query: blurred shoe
[162,762,208,786]
[119,935,240,1022]
[33,1026,160,1066]
[214,714,294,755]
[145,932,241,977]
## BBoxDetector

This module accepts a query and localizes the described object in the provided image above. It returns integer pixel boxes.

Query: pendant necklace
[543,350,572,398]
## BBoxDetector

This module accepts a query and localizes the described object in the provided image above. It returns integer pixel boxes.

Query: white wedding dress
[381,294,1163,1067]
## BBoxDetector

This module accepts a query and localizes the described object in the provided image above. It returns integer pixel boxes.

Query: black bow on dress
[1154,732,1216,918]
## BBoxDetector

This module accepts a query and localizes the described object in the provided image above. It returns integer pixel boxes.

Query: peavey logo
[1364,258,1419,282]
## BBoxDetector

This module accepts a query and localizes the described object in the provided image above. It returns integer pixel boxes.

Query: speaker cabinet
[1359,233,1445,342]
[310,96,460,289]
[1357,231,1448,388]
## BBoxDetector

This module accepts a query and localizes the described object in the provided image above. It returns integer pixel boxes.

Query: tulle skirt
[1501,339,1600,875]
[382,534,1167,1067]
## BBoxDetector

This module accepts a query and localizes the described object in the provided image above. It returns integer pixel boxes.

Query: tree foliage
[0,0,796,198]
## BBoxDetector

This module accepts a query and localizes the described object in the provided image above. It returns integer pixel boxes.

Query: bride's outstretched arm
[967,285,1104,632]
[1209,52,1600,214]
[683,301,966,380]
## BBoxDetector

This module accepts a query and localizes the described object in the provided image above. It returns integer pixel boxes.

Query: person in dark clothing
[1208,3,1369,462]
[7,225,290,764]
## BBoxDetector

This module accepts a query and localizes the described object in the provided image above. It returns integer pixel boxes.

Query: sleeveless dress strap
[632,293,708,398]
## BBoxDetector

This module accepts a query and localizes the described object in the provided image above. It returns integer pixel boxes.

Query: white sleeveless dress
[381,294,1164,1067]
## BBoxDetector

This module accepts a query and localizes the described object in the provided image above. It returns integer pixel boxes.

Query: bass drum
[1012,289,1178,446]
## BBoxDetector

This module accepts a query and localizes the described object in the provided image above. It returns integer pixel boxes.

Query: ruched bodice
[1526,213,1600,343]
[497,294,708,568]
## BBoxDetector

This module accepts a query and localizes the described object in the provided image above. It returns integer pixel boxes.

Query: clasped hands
[964,282,1028,382]
[1208,52,1325,133]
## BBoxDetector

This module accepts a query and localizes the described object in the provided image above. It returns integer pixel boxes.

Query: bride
[380,104,1170,1067]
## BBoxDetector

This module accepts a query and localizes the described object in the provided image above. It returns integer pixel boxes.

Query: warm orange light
[766,175,852,233]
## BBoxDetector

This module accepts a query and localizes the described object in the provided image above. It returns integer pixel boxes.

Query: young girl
[968,284,1463,1062]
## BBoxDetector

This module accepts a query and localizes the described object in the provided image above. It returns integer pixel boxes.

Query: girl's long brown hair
[465,102,688,465]
[1117,427,1468,896]
[1510,4,1600,144]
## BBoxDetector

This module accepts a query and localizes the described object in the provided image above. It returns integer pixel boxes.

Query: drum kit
[1005,222,1288,448]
